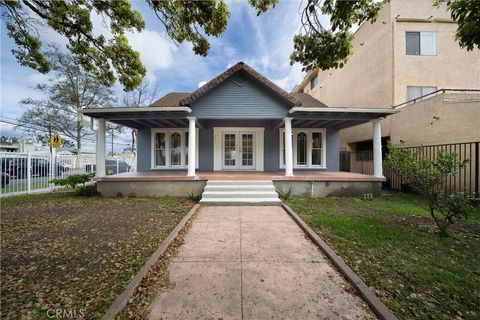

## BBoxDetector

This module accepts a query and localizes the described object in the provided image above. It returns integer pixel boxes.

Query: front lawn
[0,193,195,319]
[286,193,480,320]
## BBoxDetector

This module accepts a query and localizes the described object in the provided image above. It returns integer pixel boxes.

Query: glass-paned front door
[224,134,236,167]
[222,132,255,169]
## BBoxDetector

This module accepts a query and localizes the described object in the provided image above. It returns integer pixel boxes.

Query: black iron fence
[341,141,479,198]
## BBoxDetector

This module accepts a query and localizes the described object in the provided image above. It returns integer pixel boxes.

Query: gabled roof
[150,92,190,107]
[179,62,302,106]
[290,93,329,108]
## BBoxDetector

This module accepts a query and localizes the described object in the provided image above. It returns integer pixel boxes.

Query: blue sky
[0,0,323,147]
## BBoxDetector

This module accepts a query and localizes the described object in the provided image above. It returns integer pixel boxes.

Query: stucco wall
[300,1,394,108]
[296,0,480,107]
[340,92,480,148]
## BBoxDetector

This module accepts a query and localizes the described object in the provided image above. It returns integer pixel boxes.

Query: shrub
[50,173,95,195]
[384,142,473,237]
[279,185,294,200]
[186,191,200,202]
[74,185,100,197]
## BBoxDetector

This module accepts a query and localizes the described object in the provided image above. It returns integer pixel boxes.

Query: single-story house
[82,62,396,201]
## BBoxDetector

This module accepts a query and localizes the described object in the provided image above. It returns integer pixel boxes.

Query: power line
[0,118,132,146]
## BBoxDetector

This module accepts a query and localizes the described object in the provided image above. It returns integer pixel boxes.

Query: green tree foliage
[0,136,19,145]
[1,0,145,90]
[436,0,480,51]
[146,0,230,56]
[290,0,383,72]
[18,46,114,151]
[384,143,474,237]
[290,0,480,72]
[1,0,250,90]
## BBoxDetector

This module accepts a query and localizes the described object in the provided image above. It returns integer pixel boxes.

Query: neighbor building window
[152,128,198,169]
[407,86,437,101]
[310,74,318,90]
[280,128,326,168]
[406,32,436,55]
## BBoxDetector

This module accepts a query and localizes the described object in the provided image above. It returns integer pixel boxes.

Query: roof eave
[289,107,397,115]
[81,106,192,116]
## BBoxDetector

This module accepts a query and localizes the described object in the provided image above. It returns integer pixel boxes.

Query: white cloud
[271,63,305,91]
[126,30,176,73]
[198,81,207,88]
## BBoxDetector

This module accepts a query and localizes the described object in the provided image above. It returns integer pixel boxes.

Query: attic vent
[231,75,248,87]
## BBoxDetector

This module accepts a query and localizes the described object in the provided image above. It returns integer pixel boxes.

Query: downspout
[391,12,396,106]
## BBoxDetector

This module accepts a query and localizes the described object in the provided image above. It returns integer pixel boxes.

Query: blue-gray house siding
[137,125,340,172]
[135,72,340,172]
[190,74,291,119]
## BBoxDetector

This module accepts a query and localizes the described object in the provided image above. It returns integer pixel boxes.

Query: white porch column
[372,118,384,178]
[96,118,106,178]
[187,117,196,177]
[284,117,294,176]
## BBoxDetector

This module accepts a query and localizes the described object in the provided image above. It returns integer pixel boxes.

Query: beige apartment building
[293,0,480,152]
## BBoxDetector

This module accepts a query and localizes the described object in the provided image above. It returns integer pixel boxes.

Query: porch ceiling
[288,108,397,129]
[81,106,396,130]
[81,107,192,129]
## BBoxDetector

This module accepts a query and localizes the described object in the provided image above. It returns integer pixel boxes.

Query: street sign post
[50,133,63,148]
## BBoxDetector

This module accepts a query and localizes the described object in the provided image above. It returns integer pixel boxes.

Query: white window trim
[279,128,327,169]
[150,128,199,169]
[213,127,264,171]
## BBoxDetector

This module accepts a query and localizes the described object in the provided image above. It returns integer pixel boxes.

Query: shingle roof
[147,63,330,110]
[290,93,329,108]
[150,92,190,107]
[179,62,302,106]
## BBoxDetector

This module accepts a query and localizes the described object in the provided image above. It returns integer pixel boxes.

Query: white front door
[222,132,256,170]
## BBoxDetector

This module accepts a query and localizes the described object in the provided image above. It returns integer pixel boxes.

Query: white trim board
[213,127,264,171]
[150,128,199,169]
[279,128,327,169]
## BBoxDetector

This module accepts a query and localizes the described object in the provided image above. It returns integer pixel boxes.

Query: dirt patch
[396,215,480,236]
[116,210,199,319]
[0,194,194,319]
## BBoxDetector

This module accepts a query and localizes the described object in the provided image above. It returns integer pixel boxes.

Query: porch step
[204,184,276,192]
[200,180,281,205]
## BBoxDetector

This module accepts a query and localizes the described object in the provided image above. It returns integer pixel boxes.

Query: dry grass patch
[1,193,195,319]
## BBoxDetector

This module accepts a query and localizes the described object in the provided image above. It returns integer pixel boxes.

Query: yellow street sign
[50,133,63,148]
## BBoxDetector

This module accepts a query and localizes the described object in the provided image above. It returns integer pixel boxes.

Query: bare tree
[121,79,160,156]
[19,46,115,153]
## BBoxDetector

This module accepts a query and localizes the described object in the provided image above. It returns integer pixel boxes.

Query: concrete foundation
[273,181,382,197]
[97,180,206,197]
[97,179,381,198]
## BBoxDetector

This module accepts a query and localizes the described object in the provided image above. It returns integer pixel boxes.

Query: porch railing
[341,141,479,198]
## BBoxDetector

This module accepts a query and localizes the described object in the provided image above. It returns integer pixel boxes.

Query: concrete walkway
[149,206,376,320]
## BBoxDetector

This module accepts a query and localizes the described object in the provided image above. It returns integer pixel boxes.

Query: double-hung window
[280,128,326,168]
[406,32,436,56]
[406,86,437,101]
[151,128,199,169]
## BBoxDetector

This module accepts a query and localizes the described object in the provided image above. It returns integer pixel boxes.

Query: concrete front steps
[200,180,281,205]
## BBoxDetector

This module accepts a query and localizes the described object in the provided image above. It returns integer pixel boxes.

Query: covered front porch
[82,107,395,179]
[97,170,384,182]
